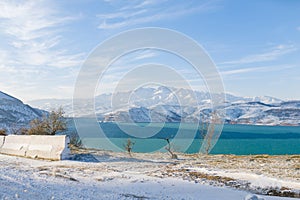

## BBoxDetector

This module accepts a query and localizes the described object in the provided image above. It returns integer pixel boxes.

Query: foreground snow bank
[0,151,298,200]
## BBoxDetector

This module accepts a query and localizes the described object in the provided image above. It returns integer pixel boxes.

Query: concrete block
[0,135,31,157]
[0,135,70,160]
[26,135,71,160]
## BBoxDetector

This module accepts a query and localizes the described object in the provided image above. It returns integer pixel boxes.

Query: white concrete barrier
[0,135,70,160]
[0,135,31,157]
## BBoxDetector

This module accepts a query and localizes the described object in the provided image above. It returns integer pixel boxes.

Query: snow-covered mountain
[0,91,46,133]
[28,87,300,126]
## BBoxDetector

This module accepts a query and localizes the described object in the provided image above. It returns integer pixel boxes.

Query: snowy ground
[0,150,299,200]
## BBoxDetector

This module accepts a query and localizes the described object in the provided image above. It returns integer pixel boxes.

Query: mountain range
[28,87,300,126]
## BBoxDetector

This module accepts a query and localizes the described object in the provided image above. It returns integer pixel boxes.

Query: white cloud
[219,64,297,80]
[220,44,297,66]
[0,0,85,100]
[0,1,63,41]
[221,67,262,76]
[0,0,84,68]
[98,0,219,29]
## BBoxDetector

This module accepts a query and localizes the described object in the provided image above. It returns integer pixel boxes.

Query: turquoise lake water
[75,122,300,155]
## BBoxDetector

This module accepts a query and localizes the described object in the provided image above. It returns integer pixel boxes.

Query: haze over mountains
[28,87,300,126]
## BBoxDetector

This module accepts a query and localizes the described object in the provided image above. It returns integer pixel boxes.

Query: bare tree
[28,107,67,135]
[200,111,220,154]
[27,119,48,135]
[124,138,135,157]
[9,123,26,135]
[9,126,28,135]
[45,107,67,135]
[10,125,21,135]
[204,125,214,154]
[163,138,178,159]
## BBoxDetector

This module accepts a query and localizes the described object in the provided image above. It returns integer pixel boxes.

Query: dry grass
[165,154,300,182]
[188,171,235,182]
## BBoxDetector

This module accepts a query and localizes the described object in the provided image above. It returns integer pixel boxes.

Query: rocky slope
[0,91,46,133]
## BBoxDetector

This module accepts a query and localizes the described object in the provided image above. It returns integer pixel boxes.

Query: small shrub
[0,129,7,136]
[69,134,82,148]
[20,128,29,135]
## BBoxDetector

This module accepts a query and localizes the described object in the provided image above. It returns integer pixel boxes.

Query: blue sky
[0,0,299,101]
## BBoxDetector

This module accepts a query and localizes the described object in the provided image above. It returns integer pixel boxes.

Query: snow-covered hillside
[28,87,300,126]
[0,91,46,133]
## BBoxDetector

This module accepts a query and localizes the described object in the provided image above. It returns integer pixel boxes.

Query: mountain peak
[251,96,282,104]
